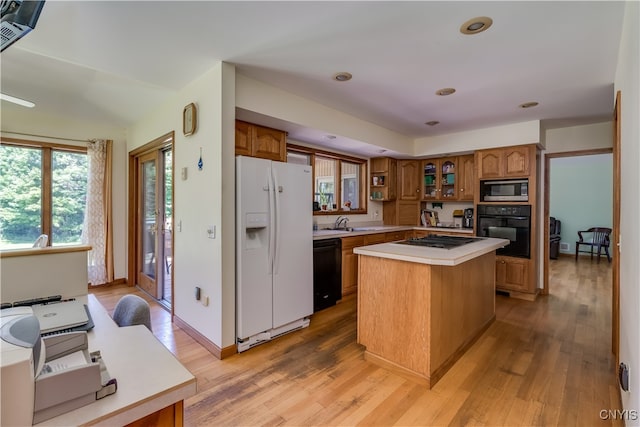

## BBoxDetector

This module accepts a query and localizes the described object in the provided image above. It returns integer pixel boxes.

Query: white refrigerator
[236,156,313,352]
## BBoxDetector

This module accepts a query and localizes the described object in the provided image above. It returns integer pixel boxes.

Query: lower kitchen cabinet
[495,256,530,293]
[384,231,407,242]
[340,232,393,296]
[341,235,365,296]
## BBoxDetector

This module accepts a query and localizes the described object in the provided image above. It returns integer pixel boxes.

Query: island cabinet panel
[357,252,496,387]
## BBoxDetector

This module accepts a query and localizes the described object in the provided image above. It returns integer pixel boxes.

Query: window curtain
[81,139,114,285]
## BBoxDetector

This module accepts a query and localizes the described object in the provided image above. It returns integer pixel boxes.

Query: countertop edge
[353,238,509,266]
[313,226,474,240]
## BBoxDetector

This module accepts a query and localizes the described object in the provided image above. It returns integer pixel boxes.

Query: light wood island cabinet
[355,238,507,387]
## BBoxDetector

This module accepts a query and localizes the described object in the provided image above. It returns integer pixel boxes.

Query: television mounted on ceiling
[1,0,45,51]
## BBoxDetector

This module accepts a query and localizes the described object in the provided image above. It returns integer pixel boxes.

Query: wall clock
[183,103,197,136]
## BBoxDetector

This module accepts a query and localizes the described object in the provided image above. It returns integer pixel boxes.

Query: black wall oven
[477,204,531,258]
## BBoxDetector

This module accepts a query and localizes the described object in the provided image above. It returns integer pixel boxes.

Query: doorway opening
[128,132,174,312]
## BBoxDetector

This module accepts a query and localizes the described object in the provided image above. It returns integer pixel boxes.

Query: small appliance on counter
[463,208,474,229]
[452,210,464,228]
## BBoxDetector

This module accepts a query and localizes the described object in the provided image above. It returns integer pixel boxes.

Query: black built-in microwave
[480,179,528,202]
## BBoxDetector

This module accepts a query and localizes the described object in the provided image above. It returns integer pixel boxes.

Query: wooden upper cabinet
[477,145,533,179]
[398,160,420,200]
[457,154,475,201]
[422,157,457,200]
[235,120,252,156]
[476,149,503,179]
[503,146,530,177]
[235,120,286,162]
[370,157,397,201]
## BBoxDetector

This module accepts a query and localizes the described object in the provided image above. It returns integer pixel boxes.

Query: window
[0,139,88,249]
[288,144,367,214]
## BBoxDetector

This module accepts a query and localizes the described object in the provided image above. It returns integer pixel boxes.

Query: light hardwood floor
[90,256,622,426]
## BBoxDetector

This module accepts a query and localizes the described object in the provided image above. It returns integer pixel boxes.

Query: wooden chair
[575,227,612,263]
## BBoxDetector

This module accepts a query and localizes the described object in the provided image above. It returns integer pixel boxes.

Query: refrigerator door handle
[267,168,276,274]
[273,168,282,275]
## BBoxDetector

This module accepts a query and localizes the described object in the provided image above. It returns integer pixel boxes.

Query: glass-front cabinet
[422,157,457,200]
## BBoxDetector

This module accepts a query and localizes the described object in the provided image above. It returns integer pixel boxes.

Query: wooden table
[37,295,196,426]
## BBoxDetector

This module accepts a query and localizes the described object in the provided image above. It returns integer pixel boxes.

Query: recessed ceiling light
[378,149,387,154]
[425,121,440,126]
[519,101,539,109]
[436,88,456,96]
[333,72,352,82]
[324,134,337,140]
[0,92,35,108]
[460,17,493,35]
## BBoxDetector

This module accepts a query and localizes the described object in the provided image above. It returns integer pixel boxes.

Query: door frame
[612,91,621,362]
[128,132,174,314]
[542,147,613,294]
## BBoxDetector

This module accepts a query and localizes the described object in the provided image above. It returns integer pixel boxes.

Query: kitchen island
[354,237,508,388]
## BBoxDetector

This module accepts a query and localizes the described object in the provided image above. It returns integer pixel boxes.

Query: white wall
[128,62,237,349]
[236,74,414,156]
[0,249,90,301]
[414,120,541,156]
[544,122,613,153]
[614,0,640,420]
[549,154,612,255]
[0,109,128,282]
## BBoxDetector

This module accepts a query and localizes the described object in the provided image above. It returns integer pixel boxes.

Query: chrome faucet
[334,215,349,230]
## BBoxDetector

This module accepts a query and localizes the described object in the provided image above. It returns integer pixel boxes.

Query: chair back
[579,227,611,245]
[113,295,152,331]
[32,234,48,248]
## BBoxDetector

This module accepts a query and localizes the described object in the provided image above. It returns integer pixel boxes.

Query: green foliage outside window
[0,144,87,248]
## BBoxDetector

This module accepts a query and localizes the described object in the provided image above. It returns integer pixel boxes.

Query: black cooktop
[397,235,483,249]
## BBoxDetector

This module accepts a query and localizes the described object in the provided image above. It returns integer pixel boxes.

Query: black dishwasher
[313,238,342,312]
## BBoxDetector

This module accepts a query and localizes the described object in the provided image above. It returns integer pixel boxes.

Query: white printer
[1,307,115,425]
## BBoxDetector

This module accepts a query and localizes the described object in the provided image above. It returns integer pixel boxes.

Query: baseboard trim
[87,277,127,288]
[174,315,237,360]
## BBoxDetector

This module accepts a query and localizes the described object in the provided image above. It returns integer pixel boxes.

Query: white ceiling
[0,1,626,156]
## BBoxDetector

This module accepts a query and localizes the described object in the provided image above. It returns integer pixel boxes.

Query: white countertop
[313,225,474,240]
[353,237,509,266]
